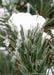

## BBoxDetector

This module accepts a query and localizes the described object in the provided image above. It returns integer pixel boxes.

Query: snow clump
[8,12,51,42]
[8,12,45,34]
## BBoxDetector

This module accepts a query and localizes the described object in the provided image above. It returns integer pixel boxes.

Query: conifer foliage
[0,0,54,75]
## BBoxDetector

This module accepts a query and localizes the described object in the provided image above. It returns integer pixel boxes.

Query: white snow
[3,39,10,47]
[46,68,53,75]
[2,0,10,5]
[0,8,9,18]
[51,29,54,35]
[2,0,17,6]
[8,12,45,33]
[0,8,10,55]
[42,32,51,40]
[42,32,51,44]
[0,47,8,55]
[0,47,6,50]
[8,12,52,41]
[51,0,54,6]
[8,12,52,47]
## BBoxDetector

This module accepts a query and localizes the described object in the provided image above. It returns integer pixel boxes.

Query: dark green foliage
[16,26,52,75]
[27,0,53,17]
[0,52,16,75]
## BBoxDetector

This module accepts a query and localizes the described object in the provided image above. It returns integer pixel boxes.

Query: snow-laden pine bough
[8,12,51,42]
